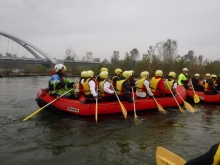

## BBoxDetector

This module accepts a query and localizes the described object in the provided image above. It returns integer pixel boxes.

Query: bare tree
[130,48,139,61]
[65,47,78,61]
[111,51,120,64]
[81,51,93,62]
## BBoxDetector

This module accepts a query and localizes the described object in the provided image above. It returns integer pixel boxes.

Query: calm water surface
[0,77,220,165]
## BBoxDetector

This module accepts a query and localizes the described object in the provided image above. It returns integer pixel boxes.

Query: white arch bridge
[0,31,57,64]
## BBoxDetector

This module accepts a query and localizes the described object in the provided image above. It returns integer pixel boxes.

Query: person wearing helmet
[178,68,190,89]
[135,71,153,98]
[77,71,88,95]
[191,73,204,91]
[99,71,115,101]
[204,74,220,95]
[129,70,136,92]
[150,70,172,97]
[116,71,133,103]
[165,71,178,94]
[82,70,98,101]
[96,67,108,84]
[111,68,122,89]
[202,73,211,87]
[185,142,220,165]
[216,74,220,91]
[49,64,80,99]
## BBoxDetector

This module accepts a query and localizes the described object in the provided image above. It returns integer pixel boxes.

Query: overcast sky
[0,0,220,61]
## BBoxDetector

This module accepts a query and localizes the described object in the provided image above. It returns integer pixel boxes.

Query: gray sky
[0,0,220,61]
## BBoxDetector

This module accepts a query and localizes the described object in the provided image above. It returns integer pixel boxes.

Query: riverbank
[0,73,79,77]
[0,73,49,77]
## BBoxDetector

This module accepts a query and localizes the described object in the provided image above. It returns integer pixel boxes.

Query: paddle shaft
[190,81,200,103]
[165,81,184,113]
[152,96,166,113]
[131,87,137,119]
[23,88,73,121]
[110,83,127,119]
[95,85,98,123]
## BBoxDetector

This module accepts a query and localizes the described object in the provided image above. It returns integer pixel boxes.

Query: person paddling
[48,64,80,100]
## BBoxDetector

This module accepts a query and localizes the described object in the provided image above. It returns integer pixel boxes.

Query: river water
[0,76,220,165]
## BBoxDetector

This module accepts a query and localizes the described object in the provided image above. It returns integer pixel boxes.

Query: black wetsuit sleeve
[185,143,219,165]
[209,81,218,94]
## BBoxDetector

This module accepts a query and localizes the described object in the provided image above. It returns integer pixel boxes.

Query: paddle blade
[119,102,127,119]
[134,114,138,119]
[194,94,200,103]
[178,105,185,113]
[183,101,195,113]
[156,146,186,165]
[156,102,167,114]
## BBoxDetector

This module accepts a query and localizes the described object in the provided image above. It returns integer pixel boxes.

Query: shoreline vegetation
[1,39,220,78]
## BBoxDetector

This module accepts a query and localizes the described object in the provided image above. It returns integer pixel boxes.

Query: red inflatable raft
[36,86,186,116]
[186,89,220,102]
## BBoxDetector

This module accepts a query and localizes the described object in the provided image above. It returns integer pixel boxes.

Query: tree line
[83,39,220,79]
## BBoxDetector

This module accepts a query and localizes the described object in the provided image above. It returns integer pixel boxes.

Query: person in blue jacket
[49,63,80,99]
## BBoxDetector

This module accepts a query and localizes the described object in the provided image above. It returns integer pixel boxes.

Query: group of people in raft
[48,64,220,103]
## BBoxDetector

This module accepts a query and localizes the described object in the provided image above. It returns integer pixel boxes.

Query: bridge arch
[0,31,57,64]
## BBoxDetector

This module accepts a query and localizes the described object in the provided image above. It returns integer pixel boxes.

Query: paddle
[23,88,73,121]
[165,81,185,113]
[110,83,127,119]
[131,87,138,119]
[95,85,98,123]
[152,96,167,114]
[156,146,186,165]
[190,81,200,103]
[177,93,195,113]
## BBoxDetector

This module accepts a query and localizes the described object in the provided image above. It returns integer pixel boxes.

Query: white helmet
[55,64,64,72]
[183,68,188,71]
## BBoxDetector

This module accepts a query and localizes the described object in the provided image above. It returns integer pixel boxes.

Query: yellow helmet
[140,71,149,78]
[87,70,94,77]
[195,73,200,77]
[101,67,108,72]
[205,73,210,77]
[100,71,108,79]
[211,74,217,78]
[83,71,90,78]
[129,70,134,76]
[123,71,132,79]
[168,71,176,78]
[63,66,67,71]
[81,71,87,77]
[115,68,122,75]
[155,70,163,77]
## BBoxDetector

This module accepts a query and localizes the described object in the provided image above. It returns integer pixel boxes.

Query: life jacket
[136,78,147,92]
[150,77,161,92]
[165,79,174,90]
[77,78,84,94]
[116,79,127,96]
[204,80,211,92]
[112,75,118,89]
[82,78,96,96]
[99,80,113,97]
[202,77,210,87]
